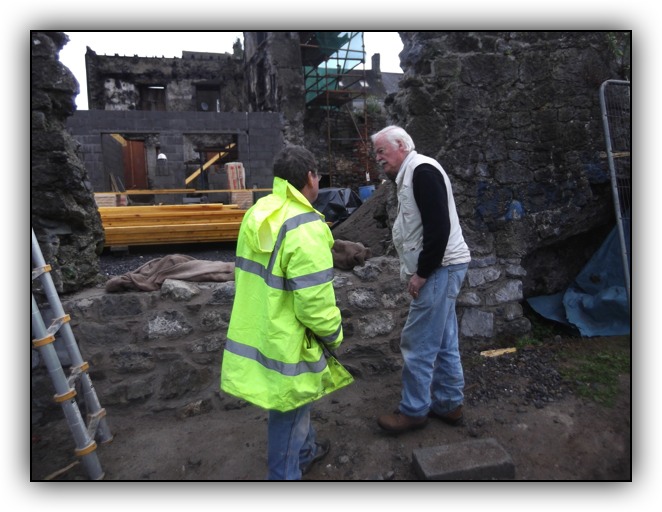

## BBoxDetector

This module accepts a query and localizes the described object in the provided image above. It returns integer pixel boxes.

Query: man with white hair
[371,125,471,433]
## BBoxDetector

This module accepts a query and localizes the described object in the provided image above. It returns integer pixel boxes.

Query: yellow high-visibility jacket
[220,177,352,411]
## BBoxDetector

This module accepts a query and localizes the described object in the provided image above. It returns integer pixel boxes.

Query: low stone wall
[334,183,531,342]
[32,257,421,421]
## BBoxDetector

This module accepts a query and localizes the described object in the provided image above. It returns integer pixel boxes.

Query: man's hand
[408,273,427,299]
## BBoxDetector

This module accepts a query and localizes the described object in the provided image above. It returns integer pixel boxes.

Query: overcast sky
[59,31,404,110]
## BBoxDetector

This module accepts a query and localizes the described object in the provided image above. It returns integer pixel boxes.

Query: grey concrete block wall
[66,111,283,196]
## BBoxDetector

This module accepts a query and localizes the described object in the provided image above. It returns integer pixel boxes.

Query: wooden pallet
[98,203,246,248]
[94,193,120,207]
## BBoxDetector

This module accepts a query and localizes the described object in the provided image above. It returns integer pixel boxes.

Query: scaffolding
[299,32,371,187]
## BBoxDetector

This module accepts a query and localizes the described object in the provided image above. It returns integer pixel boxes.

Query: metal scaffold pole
[31,229,112,480]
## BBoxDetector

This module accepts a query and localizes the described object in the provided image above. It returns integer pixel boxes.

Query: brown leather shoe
[377,410,428,433]
[428,405,464,426]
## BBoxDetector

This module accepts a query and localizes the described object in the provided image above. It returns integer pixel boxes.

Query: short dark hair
[272,145,318,190]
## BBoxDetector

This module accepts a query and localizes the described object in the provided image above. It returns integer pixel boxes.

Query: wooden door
[122,140,147,189]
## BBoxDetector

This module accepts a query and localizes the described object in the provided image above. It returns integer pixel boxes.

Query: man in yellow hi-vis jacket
[220,145,353,480]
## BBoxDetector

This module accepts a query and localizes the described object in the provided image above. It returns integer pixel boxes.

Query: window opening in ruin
[196,85,222,112]
[139,85,166,111]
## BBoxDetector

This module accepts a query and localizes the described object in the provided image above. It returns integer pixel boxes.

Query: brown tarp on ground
[104,240,370,292]
[105,254,235,292]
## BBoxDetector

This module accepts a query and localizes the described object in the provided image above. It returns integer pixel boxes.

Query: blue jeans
[267,403,317,480]
[399,262,468,418]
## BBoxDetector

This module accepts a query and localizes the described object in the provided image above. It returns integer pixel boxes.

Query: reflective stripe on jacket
[393,151,470,280]
[220,177,347,411]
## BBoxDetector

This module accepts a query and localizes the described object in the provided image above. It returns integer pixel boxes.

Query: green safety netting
[304,32,364,106]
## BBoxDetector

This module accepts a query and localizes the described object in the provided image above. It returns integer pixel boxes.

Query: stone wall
[85,48,245,112]
[243,32,306,145]
[31,32,104,293]
[32,258,409,421]
[382,31,630,340]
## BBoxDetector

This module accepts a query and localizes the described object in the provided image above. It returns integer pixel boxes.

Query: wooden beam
[98,202,247,247]
[184,143,237,186]
[103,222,243,246]
[110,134,127,147]
[599,151,631,159]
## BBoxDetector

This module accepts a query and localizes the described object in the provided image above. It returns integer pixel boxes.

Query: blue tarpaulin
[527,221,631,337]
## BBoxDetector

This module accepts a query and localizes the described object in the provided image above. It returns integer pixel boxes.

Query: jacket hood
[242,177,313,254]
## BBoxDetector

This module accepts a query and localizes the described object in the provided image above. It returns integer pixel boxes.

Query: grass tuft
[558,345,630,407]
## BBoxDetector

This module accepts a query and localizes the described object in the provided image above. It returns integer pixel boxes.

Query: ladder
[31,229,113,480]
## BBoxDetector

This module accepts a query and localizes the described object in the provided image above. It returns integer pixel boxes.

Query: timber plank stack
[98,203,246,248]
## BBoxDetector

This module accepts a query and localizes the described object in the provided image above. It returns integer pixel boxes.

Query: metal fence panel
[599,79,631,305]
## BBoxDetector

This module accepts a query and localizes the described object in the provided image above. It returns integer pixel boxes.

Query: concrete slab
[412,437,515,480]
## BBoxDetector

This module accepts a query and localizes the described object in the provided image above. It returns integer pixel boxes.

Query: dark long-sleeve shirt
[412,163,450,278]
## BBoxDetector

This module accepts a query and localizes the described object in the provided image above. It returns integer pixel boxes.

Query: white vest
[392,151,471,280]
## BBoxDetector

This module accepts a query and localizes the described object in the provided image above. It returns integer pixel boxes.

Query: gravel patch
[463,346,571,409]
[99,242,238,278]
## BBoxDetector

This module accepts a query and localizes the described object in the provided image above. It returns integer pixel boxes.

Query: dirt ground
[30,336,631,482]
[30,231,631,483]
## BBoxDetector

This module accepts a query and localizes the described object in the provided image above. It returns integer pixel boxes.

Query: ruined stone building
[68,32,399,199]
[67,42,281,203]
[32,30,630,343]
